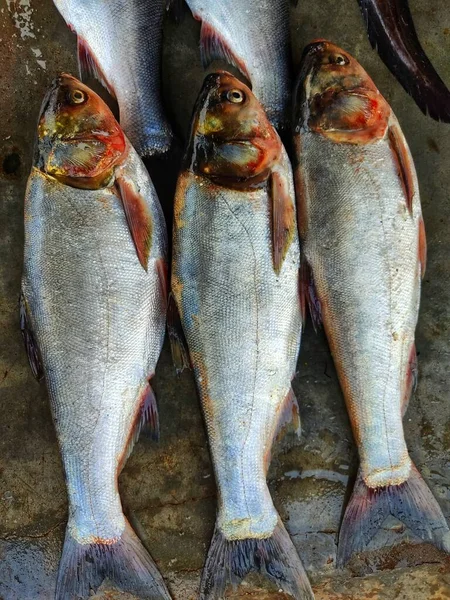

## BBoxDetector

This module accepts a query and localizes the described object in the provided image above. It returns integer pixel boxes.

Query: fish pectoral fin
[167,293,190,374]
[77,36,116,99]
[300,259,322,331]
[166,0,186,23]
[419,215,427,278]
[198,20,250,81]
[388,120,415,213]
[269,169,296,275]
[19,293,44,381]
[115,172,152,271]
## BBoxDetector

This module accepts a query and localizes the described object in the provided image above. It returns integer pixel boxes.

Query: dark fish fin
[358,0,450,122]
[156,257,169,311]
[269,170,296,275]
[275,387,302,447]
[116,173,153,271]
[418,216,427,278]
[167,293,190,374]
[19,293,44,381]
[200,520,314,600]
[300,260,322,331]
[337,465,450,567]
[388,122,415,213]
[199,20,250,81]
[166,0,186,23]
[55,520,172,600]
[77,36,116,99]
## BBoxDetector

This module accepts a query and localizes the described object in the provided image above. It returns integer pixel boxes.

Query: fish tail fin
[337,464,450,567]
[56,520,172,599]
[200,519,314,600]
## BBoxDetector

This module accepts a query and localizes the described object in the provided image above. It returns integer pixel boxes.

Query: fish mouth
[293,43,327,130]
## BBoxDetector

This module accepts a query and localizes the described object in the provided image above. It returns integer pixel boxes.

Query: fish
[357,0,450,122]
[170,71,314,599]
[21,74,171,599]
[183,0,293,128]
[53,0,173,156]
[293,40,450,566]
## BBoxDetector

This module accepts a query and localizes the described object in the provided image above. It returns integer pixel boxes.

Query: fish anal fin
[419,216,427,278]
[167,293,190,374]
[337,465,450,567]
[115,173,152,271]
[77,36,116,99]
[300,260,322,331]
[19,293,44,381]
[156,258,169,311]
[121,381,160,470]
[199,20,250,82]
[200,520,314,600]
[269,169,296,275]
[402,343,418,417]
[388,121,415,213]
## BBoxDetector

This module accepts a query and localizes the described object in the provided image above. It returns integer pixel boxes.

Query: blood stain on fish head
[185,71,282,189]
[294,40,391,144]
[36,73,126,189]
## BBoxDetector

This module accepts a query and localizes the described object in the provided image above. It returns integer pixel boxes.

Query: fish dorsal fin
[199,20,250,81]
[77,36,116,99]
[388,120,415,214]
[115,172,153,271]
[269,168,296,274]
[19,293,44,381]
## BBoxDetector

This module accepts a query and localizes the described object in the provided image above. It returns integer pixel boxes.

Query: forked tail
[56,520,172,599]
[337,463,450,567]
[200,519,314,600]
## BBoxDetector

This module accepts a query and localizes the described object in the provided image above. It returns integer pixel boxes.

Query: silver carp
[293,40,450,565]
[171,71,314,599]
[21,75,171,599]
[53,0,172,156]
[184,0,292,128]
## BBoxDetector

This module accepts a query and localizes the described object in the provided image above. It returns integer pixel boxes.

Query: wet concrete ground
[1,0,450,599]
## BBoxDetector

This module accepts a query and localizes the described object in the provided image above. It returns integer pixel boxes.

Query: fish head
[294,40,390,143]
[36,74,127,188]
[185,71,282,188]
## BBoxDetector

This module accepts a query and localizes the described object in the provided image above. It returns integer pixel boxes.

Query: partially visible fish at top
[53,0,173,156]
[357,0,450,122]
[183,0,293,128]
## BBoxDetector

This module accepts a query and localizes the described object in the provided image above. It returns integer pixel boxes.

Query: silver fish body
[298,128,420,487]
[185,0,292,127]
[174,153,301,538]
[294,40,450,566]
[22,148,169,598]
[53,0,172,156]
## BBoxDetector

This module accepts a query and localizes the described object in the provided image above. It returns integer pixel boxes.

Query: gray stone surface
[1,0,450,598]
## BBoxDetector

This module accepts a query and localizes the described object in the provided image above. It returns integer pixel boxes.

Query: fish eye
[226,89,245,104]
[70,89,87,104]
[333,54,349,66]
